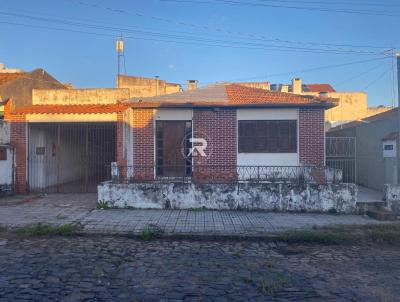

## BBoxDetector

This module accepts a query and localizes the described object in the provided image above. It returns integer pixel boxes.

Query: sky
[0,0,399,106]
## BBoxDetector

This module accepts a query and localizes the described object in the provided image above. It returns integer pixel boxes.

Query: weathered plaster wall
[0,147,14,187]
[118,75,182,97]
[384,184,400,214]
[0,121,10,144]
[329,114,398,191]
[32,88,130,105]
[98,182,357,213]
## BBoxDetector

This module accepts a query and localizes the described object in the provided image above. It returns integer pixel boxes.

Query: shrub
[137,224,164,241]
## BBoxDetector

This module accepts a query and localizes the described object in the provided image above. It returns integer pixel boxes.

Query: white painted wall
[27,113,117,123]
[0,147,14,185]
[0,121,10,145]
[154,109,193,120]
[237,109,299,166]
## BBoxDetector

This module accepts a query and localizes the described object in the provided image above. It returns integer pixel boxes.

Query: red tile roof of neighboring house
[304,84,336,93]
[12,104,128,115]
[126,83,337,109]
[0,73,25,86]
[225,84,333,106]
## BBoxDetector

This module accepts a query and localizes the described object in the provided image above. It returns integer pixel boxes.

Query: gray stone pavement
[0,193,389,236]
[1,236,400,301]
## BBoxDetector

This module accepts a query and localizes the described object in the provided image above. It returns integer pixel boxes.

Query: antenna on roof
[116,37,126,88]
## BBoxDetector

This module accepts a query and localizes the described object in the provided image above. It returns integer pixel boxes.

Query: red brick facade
[298,108,325,167]
[192,109,237,182]
[9,115,27,193]
[132,109,155,180]
[4,100,27,193]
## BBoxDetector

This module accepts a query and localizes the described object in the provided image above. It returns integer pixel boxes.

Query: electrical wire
[161,0,400,17]
[61,0,393,50]
[0,19,388,55]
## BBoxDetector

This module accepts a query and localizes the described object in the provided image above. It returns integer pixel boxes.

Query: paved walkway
[358,185,384,203]
[0,194,387,236]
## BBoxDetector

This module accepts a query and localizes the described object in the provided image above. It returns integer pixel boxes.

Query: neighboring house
[3,83,337,194]
[271,78,391,128]
[0,119,14,195]
[328,108,399,191]
[0,67,66,110]
[3,88,130,194]
[117,75,182,97]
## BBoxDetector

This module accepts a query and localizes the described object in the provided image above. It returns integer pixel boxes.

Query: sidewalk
[0,194,390,236]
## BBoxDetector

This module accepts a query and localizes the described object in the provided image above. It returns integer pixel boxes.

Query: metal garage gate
[326,137,356,183]
[28,122,116,193]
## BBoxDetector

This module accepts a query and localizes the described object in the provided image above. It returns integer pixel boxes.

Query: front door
[156,121,191,177]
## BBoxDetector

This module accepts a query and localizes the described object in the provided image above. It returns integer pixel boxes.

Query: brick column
[132,109,154,180]
[192,109,237,182]
[10,115,27,193]
[299,108,325,167]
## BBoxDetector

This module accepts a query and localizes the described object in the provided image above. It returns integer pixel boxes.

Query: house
[271,78,391,128]
[0,66,66,111]
[0,118,14,195]
[3,83,337,195]
[123,83,337,182]
[328,108,399,191]
[3,87,130,194]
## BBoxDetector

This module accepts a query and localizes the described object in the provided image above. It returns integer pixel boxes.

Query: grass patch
[137,224,165,241]
[327,208,339,215]
[278,223,400,245]
[97,200,110,210]
[15,223,82,236]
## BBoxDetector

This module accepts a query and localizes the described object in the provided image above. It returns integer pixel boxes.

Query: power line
[0,17,388,56]
[60,0,392,50]
[362,67,390,90]
[200,56,391,85]
[162,0,400,17]
[251,0,400,8]
[334,62,385,86]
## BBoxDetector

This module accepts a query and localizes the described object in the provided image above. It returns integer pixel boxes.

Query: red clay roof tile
[305,84,336,93]
[0,73,25,86]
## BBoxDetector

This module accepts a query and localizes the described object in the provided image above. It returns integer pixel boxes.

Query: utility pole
[396,52,400,184]
[155,76,159,96]
[116,38,125,88]
[397,52,400,107]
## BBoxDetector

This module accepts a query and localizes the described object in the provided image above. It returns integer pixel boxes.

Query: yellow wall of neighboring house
[302,91,391,123]
[118,75,182,97]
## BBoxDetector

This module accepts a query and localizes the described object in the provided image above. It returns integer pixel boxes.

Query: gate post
[111,162,119,183]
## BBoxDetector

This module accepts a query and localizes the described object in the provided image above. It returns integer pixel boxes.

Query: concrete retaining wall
[98,182,357,213]
[384,184,400,214]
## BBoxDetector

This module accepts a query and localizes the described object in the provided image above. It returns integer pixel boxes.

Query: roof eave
[129,102,336,109]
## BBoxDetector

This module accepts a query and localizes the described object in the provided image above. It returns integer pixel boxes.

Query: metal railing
[110,164,343,185]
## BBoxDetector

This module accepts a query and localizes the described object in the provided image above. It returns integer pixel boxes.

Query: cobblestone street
[0,235,399,301]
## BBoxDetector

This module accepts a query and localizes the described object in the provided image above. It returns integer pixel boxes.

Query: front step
[356,201,385,215]
[366,208,398,221]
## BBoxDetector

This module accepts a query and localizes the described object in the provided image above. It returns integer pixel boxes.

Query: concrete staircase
[356,186,398,221]
[356,200,398,221]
